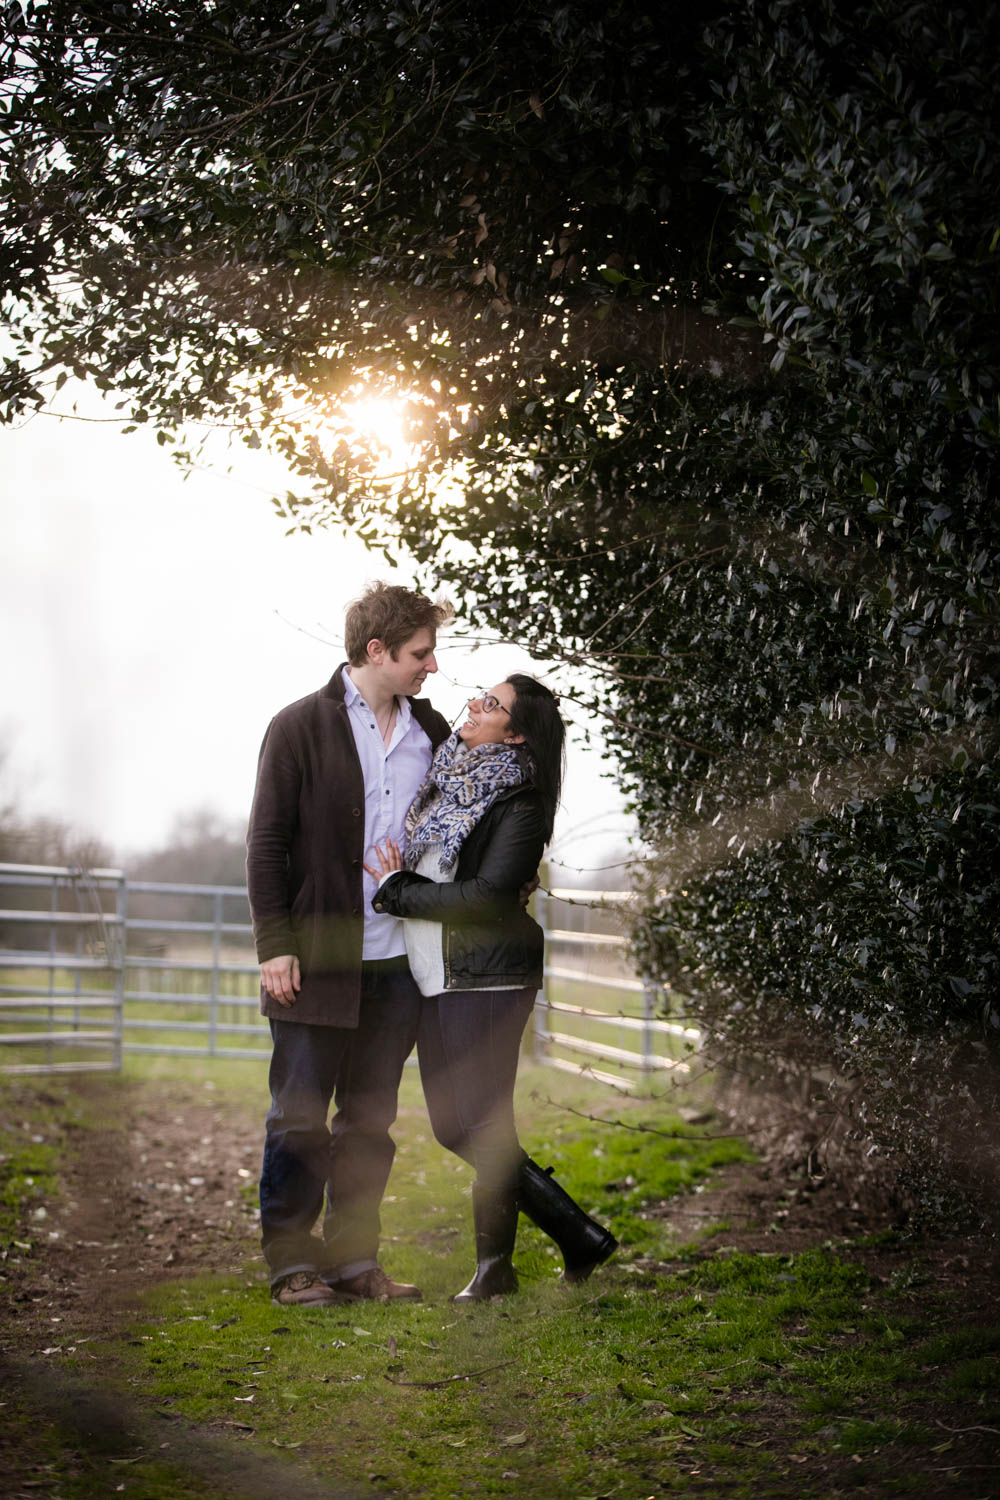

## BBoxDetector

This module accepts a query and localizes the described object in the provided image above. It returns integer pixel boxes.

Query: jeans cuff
[322,1256,378,1285]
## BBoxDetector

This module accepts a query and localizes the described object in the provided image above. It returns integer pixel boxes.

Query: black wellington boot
[517,1157,618,1283]
[452,1184,519,1303]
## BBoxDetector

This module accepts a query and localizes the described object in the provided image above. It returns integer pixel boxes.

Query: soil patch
[2,1076,263,1355]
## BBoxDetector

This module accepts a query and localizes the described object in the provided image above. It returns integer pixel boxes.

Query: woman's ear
[504,733,526,745]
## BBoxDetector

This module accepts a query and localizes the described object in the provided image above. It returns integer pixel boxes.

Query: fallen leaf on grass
[387,1335,398,1357]
[234,1396,255,1403]
[446,1439,468,1448]
[502,1432,529,1446]
[353,1327,372,1338]
[271,1439,303,1449]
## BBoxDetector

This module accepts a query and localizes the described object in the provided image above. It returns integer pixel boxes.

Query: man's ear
[366,637,386,665]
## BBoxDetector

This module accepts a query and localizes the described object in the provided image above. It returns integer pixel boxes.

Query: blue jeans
[259,958,422,1286]
[417,988,536,1195]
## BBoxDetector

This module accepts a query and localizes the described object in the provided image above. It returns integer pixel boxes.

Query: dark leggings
[416,988,536,1195]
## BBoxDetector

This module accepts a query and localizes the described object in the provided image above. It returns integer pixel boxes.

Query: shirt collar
[341,665,361,706]
[341,666,413,728]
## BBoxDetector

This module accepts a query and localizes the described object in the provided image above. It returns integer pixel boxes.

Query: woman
[367,674,617,1301]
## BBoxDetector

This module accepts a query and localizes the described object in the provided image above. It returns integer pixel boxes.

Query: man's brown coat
[246,666,451,1026]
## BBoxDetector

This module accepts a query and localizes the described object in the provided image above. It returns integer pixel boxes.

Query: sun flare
[340,396,410,461]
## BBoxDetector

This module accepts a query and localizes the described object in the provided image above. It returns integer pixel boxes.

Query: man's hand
[519,873,540,909]
[261,954,301,1007]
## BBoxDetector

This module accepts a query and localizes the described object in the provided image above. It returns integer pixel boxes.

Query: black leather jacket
[372,784,546,992]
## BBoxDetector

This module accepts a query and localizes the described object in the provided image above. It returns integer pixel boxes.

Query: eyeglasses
[480,691,511,716]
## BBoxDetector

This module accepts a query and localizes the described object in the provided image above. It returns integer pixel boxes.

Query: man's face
[380,627,438,696]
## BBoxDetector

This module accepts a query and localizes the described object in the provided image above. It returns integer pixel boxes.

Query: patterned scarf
[404,732,531,873]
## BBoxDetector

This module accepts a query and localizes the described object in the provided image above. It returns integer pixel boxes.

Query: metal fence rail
[122,879,265,1059]
[533,887,700,1089]
[0,863,125,1074]
[1,865,699,1084]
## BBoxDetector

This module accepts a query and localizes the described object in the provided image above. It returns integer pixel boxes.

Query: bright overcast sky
[2,382,631,875]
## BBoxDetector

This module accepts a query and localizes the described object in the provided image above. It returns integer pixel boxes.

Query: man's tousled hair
[344,580,453,665]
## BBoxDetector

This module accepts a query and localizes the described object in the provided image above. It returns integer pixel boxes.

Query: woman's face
[459,682,524,750]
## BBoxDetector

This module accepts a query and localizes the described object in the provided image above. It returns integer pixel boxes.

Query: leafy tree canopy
[4,0,1000,1208]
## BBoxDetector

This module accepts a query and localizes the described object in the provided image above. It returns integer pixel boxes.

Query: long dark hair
[505,674,565,841]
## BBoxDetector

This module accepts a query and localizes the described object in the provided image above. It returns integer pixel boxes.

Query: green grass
[0,1091,75,1246]
[3,1063,1000,1499]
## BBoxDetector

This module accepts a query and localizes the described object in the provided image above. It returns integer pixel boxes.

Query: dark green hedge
[618,0,1000,1205]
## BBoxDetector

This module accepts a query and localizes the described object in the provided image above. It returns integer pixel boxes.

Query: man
[247,581,452,1306]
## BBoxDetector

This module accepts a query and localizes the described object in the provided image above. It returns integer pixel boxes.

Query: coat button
[351,807,361,817]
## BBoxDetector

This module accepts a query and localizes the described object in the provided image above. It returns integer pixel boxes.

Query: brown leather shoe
[333,1265,422,1301]
[271,1271,339,1306]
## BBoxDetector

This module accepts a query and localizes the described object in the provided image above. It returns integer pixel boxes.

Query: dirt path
[2,1074,999,1498]
[2,1076,263,1356]
[0,1077,341,1499]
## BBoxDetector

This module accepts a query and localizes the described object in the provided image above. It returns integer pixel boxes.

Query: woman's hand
[364,838,404,879]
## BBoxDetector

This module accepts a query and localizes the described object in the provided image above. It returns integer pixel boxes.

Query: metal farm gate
[0,863,126,1075]
[0,863,698,1087]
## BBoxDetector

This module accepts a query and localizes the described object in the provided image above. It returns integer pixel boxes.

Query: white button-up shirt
[342,666,434,960]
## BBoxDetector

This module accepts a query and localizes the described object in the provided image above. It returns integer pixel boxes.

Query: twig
[530,1091,743,1141]
[934,1420,1000,1437]
[581,546,729,651]
[656,1207,761,1218]
[385,1359,516,1389]
[703,1357,757,1375]
[519,1291,609,1318]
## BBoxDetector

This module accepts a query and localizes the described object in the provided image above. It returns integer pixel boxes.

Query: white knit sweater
[399,843,454,998]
